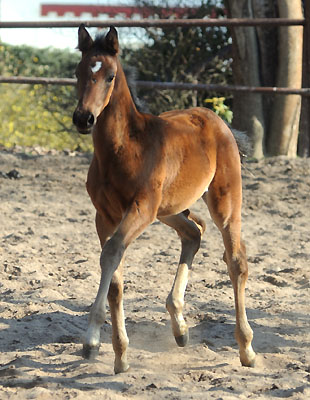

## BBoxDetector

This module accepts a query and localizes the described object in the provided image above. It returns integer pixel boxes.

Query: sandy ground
[0,147,310,399]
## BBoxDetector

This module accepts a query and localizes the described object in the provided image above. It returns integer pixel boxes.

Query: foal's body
[89,106,231,221]
[73,25,255,373]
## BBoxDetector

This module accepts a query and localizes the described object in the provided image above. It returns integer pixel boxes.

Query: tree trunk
[252,0,278,134]
[226,0,265,159]
[267,0,303,156]
[299,0,310,157]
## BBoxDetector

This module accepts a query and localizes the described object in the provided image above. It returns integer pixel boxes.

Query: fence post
[299,0,310,157]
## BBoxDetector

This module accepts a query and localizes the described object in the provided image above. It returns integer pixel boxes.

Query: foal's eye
[92,78,97,84]
[107,75,115,83]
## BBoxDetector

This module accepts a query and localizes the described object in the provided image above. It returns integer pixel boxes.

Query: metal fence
[0,17,308,96]
[1,11,310,154]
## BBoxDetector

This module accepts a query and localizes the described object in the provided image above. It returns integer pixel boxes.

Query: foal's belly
[157,177,212,217]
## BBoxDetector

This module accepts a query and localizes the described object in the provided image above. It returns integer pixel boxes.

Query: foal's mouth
[76,126,93,135]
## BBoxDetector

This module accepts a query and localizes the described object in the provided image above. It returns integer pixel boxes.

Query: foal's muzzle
[72,109,95,134]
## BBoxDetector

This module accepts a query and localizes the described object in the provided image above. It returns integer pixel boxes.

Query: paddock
[0,4,310,396]
[0,148,309,399]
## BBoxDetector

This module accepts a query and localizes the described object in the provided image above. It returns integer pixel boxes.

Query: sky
[0,0,137,50]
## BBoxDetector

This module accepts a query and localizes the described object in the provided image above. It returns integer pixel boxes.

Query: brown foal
[72,25,256,374]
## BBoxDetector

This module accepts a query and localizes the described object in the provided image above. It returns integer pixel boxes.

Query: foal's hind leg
[159,210,205,347]
[203,182,256,367]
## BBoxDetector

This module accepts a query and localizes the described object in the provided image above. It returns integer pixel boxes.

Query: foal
[73,25,256,373]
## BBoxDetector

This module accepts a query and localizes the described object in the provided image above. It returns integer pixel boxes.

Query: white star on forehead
[91,61,102,74]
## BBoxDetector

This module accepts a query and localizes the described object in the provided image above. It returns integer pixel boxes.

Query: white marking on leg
[91,61,102,74]
[172,263,189,302]
[167,263,189,337]
[84,321,101,347]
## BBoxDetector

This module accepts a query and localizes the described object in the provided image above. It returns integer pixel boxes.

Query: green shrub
[0,42,92,151]
[204,97,233,123]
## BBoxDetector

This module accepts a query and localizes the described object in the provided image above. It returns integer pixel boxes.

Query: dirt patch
[1,149,310,399]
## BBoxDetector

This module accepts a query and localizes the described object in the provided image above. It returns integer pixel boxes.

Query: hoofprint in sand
[1,149,310,399]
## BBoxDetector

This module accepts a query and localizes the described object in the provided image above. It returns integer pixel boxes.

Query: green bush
[0,42,92,151]
[204,97,233,123]
[0,83,93,150]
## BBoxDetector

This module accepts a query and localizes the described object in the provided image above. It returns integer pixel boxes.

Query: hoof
[241,358,256,368]
[240,349,256,368]
[114,364,130,374]
[82,344,100,360]
[175,331,189,347]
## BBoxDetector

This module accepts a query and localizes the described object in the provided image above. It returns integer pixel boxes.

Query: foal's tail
[230,128,252,163]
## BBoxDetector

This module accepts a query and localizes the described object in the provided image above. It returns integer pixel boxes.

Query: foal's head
[73,25,119,134]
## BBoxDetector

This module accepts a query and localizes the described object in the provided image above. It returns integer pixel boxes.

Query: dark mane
[123,66,149,113]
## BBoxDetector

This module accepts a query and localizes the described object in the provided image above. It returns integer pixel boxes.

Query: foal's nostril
[73,109,95,134]
[87,113,95,127]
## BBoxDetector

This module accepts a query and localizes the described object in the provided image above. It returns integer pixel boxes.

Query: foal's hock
[72,25,256,374]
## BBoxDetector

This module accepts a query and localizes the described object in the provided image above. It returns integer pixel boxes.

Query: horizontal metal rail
[0,18,305,29]
[0,76,309,96]
[137,81,310,96]
[0,76,76,86]
[0,18,307,98]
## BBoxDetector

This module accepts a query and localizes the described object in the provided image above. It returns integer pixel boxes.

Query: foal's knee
[230,257,248,287]
[235,241,248,274]
[231,256,248,278]
[181,221,202,256]
[108,273,123,304]
[187,210,206,236]
[225,242,248,282]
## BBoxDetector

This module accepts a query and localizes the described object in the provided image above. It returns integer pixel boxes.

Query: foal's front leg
[107,259,129,373]
[84,236,129,372]
[83,198,158,373]
[82,234,125,361]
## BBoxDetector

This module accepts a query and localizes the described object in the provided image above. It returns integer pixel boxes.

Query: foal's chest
[86,158,139,221]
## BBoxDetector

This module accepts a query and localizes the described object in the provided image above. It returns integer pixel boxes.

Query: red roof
[40,4,198,18]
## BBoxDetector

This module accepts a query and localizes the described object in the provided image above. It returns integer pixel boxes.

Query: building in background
[40,3,198,19]
[0,1,203,49]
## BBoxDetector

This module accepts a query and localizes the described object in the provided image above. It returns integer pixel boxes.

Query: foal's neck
[95,59,144,153]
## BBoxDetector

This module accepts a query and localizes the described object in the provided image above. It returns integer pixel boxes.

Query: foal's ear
[78,24,93,52]
[103,26,119,55]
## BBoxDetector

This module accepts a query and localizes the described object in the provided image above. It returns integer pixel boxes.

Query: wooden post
[299,0,310,157]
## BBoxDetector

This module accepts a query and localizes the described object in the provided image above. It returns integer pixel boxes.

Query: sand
[1,148,310,399]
